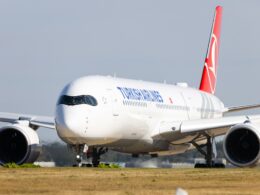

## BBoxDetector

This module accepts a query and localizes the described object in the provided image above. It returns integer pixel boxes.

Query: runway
[0,167,259,194]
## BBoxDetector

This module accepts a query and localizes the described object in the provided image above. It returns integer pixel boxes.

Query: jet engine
[0,123,41,165]
[223,123,260,167]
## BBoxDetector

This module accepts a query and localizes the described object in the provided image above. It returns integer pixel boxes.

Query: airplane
[0,5,260,168]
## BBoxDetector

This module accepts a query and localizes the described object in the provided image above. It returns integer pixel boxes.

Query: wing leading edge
[0,112,55,129]
[224,104,260,113]
[155,114,260,143]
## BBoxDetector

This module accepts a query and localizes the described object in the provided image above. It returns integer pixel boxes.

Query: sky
[0,0,260,142]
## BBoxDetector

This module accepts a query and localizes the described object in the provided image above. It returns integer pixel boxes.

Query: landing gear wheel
[194,163,225,168]
[92,147,108,167]
[92,158,100,167]
[69,144,88,167]
[214,163,225,168]
[76,155,81,162]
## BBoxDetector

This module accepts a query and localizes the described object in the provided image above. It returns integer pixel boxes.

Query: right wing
[0,112,55,129]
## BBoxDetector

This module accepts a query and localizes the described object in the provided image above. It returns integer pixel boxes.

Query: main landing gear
[92,148,108,167]
[192,135,225,168]
[70,144,108,167]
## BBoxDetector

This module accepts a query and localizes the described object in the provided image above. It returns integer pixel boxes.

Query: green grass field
[0,167,259,195]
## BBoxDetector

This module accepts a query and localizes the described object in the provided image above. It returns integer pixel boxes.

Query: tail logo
[199,6,222,94]
[205,33,218,93]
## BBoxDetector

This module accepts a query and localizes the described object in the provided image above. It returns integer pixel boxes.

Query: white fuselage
[55,75,224,154]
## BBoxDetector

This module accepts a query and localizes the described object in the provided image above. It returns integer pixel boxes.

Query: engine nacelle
[223,123,260,167]
[0,123,41,165]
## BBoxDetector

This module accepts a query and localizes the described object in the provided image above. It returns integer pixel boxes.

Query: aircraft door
[178,91,191,120]
[106,88,119,117]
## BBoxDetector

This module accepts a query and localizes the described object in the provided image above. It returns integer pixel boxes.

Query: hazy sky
[0,1,260,142]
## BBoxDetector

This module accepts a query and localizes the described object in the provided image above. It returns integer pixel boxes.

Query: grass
[98,163,121,168]
[0,167,259,194]
[2,163,40,168]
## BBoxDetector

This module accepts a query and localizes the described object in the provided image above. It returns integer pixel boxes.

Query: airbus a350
[1,6,260,168]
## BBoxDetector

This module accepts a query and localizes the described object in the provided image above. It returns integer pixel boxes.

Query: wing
[154,114,260,143]
[224,104,260,113]
[0,112,55,129]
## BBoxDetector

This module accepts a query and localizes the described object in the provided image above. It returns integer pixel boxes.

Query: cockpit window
[57,95,98,106]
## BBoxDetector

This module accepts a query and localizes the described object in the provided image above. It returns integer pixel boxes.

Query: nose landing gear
[70,144,88,167]
[69,144,108,167]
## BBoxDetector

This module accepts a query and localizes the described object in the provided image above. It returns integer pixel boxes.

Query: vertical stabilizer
[199,6,223,94]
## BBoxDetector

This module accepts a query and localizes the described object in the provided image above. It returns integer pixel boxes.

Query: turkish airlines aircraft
[1,6,260,168]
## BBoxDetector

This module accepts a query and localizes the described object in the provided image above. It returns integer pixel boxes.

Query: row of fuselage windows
[122,100,221,114]
[123,100,148,107]
[156,103,190,111]
[122,100,190,111]
[196,107,215,113]
[196,107,222,115]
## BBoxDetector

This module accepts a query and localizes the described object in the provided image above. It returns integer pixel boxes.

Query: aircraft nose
[55,106,83,138]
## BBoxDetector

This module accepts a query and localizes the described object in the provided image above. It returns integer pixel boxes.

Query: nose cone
[55,76,104,143]
[55,105,85,142]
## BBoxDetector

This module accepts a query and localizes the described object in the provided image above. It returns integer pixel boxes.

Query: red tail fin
[199,6,223,94]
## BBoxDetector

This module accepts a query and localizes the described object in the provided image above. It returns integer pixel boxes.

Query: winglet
[199,6,223,94]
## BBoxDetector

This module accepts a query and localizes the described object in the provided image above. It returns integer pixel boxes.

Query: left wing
[155,114,260,142]
[0,112,55,129]
[153,114,260,168]
[224,104,260,113]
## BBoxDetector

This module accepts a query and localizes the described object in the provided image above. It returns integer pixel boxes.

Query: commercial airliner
[1,6,260,168]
